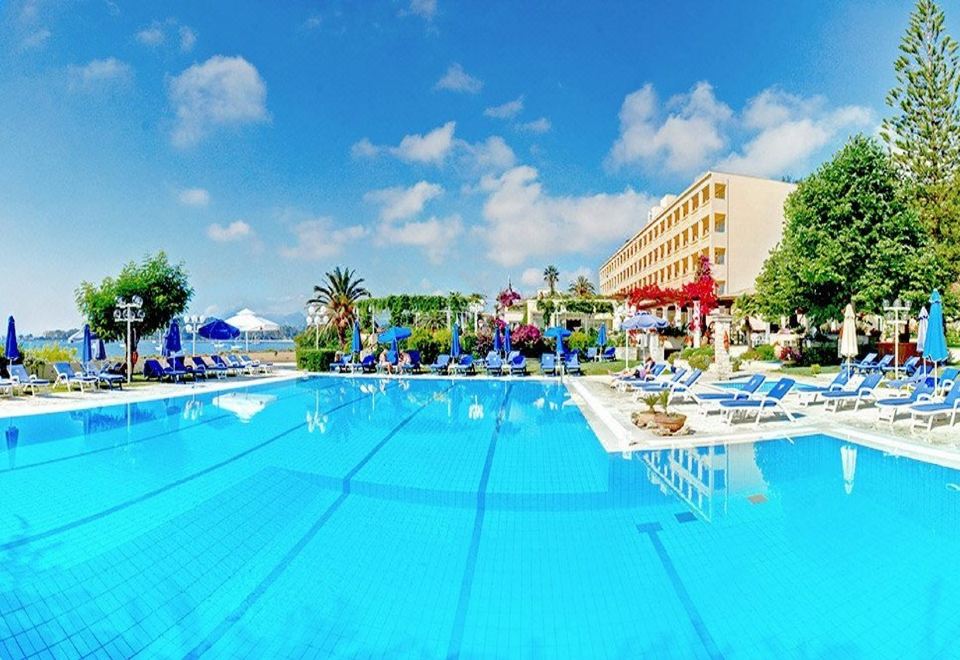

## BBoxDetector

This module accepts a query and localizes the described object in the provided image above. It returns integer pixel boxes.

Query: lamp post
[883,297,911,379]
[691,296,702,348]
[183,315,206,356]
[469,299,485,333]
[306,304,329,350]
[615,303,629,369]
[113,295,144,384]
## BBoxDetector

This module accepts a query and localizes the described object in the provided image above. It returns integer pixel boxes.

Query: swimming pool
[1,375,959,657]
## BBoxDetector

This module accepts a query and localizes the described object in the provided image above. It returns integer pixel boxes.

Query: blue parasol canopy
[544,326,571,355]
[163,321,182,357]
[198,318,241,341]
[351,320,362,354]
[503,325,511,354]
[378,326,412,344]
[451,322,462,358]
[621,312,668,331]
[596,323,608,348]
[924,290,948,364]
[4,316,20,363]
[81,324,92,367]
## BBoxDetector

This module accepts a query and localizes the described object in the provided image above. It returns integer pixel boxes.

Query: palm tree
[569,276,596,298]
[308,266,370,348]
[543,265,560,296]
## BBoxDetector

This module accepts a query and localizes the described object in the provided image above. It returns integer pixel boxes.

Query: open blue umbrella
[163,321,182,357]
[924,290,949,389]
[198,318,241,341]
[493,326,503,354]
[544,326,571,355]
[81,324,92,369]
[378,326,412,344]
[451,322,462,358]
[503,325,511,354]
[621,312,668,330]
[596,323,608,348]
[4,316,20,363]
[351,320,362,354]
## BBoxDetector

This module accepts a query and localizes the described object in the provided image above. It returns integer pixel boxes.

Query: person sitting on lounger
[611,357,655,380]
[399,351,412,370]
[379,349,395,375]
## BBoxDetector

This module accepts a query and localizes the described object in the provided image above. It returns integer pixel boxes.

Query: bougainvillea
[626,255,718,330]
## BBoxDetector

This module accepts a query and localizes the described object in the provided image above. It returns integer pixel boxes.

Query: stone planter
[632,410,658,428]
[654,413,687,434]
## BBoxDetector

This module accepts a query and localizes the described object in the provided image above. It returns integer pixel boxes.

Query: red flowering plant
[510,324,544,356]
[496,286,522,316]
[626,256,718,332]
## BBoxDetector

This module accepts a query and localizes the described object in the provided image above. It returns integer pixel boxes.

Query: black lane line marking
[183,383,455,659]
[446,384,513,659]
[0,384,394,553]
[637,522,724,660]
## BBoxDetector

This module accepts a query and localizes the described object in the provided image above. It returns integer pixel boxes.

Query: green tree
[568,275,596,297]
[755,135,946,325]
[882,0,960,273]
[75,251,193,357]
[543,265,559,295]
[308,266,370,348]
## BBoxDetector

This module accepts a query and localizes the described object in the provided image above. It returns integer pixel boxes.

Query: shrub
[461,331,479,356]
[731,357,742,372]
[567,331,590,353]
[810,363,822,375]
[408,328,442,364]
[22,343,78,379]
[296,347,339,372]
[511,324,544,356]
[688,352,712,371]
[742,343,776,361]
[798,344,841,367]
[779,346,802,366]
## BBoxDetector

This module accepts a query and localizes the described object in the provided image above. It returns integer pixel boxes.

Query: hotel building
[598,171,796,307]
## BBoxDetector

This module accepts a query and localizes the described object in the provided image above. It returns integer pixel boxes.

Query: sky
[0,0,928,332]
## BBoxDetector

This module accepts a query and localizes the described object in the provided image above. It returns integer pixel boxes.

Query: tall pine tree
[882,0,960,277]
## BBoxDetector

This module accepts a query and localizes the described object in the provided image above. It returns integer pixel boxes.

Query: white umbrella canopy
[225,309,281,351]
[839,303,858,371]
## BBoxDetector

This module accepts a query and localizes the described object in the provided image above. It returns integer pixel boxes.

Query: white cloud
[435,63,482,94]
[207,220,252,242]
[407,0,437,20]
[520,267,542,287]
[136,22,164,46]
[353,121,456,164]
[302,15,322,30]
[179,26,197,52]
[178,187,210,207]
[480,165,656,267]
[168,55,268,148]
[485,96,524,119]
[518,117,551,134]
[67,58,133,91]
[717,89,873,177]
[365,181,443,221]
[458,135,516,174]
[376,214,463,264]
[20,28,50,50]
[608,81,732,173]
[280,217,368,260]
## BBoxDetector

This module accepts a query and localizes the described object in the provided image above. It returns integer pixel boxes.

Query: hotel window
[714,183,726,199]
[716,281,726,295]
[701,218,710,235]
[692,196,699,211]
[702,187,710,202]
[692,225,699,240]
[715,214,726,233]
[715,249,726,265]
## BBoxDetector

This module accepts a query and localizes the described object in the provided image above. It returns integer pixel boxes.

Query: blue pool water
[2,376,960,658]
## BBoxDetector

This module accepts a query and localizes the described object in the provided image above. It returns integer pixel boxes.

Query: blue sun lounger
[851,352,878,374]
[636,368,702,402]
[451,354,475,375]
[822,373,883,412]
[401,350,422,374]
[428,354,450,374]
[564,353,583,375]
[509,353,528,375]
[541,354,558,376]
[909,380,960,431]
[629,367,688,397]
[692,374,766,414]
[796,370,850,406]
[8,364,50,395]
[485,352,504,376]
[719,378,796,427]
[876,383,934,426]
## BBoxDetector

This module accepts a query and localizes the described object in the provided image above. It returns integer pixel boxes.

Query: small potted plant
[632,393,660,428]
[653,389,687,434]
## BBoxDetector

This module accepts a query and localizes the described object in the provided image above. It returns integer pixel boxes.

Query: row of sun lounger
[327,350,586,377]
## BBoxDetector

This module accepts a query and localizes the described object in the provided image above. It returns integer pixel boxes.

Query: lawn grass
[775,364,842,377]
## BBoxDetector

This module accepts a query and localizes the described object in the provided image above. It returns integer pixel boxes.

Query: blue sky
[0,0,924,332]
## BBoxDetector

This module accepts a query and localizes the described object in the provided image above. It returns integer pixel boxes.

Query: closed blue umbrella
[351,320,362,354]
[96,338,107,361]
[4,316,20,363]
[451,322,462,358]
[503,325,511,354]
[198,318,241,340]
[81,324,92,369]
[163,321,182,357]
[493,326,503,353]
[596,323,608,348]
[924,290,949,389]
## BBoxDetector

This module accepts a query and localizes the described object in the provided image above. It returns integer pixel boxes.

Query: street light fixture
[883,297,912,379]
[183,315,206,356]
[113,295,145,384]
[306,303,329,350]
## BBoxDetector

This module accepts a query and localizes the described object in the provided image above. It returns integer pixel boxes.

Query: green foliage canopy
[75,252,193,343]
[754,135,947,325]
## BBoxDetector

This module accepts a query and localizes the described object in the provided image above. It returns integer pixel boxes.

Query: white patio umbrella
[212,393,277,422]
[839,303,858,373]
[225,308,281,351]
[916,306,928,375]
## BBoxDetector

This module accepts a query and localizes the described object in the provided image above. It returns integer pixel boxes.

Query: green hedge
[296,348,339,372]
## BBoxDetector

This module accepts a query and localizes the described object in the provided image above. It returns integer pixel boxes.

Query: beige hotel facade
[599,171,796,310]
